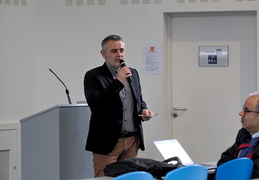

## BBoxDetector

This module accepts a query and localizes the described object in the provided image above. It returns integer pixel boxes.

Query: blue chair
[165,164,208,180]
[215,158,254,180]
[112,171,153,180]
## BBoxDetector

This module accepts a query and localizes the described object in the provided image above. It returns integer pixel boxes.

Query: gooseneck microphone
[49,68,72,104]
[119,60,132,82]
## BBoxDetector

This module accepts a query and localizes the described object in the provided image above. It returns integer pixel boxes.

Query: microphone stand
[49,68,72,104]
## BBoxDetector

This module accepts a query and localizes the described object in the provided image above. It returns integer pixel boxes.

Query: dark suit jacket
[84,63,148,154]
[217,128,259,178]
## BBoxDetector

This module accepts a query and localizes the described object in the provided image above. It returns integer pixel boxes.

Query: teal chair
[112,171,153,180]
[165,164,208,180]
[215,158,254,180]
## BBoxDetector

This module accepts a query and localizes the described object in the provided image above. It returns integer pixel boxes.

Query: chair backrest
[215,158,254,180]
[165,164,208,180]
[112,171,153,180]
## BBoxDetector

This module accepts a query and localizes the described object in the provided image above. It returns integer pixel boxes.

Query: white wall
[1,1,259,178]
[0,0,37,121]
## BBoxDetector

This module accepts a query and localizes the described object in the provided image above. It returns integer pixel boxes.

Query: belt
[119,132,137,138]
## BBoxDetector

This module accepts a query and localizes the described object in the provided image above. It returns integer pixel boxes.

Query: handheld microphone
[119,60,132,82]
[49,68,72,104]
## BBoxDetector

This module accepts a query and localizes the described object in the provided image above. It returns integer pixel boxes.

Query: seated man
[217,92,259,178]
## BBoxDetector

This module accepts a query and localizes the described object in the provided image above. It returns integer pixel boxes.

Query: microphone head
[120,60,126,67]
[119,60,132,82]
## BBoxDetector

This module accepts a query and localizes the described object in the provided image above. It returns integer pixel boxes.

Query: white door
[169,12,257,163]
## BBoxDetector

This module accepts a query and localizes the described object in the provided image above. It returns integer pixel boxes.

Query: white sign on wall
[142,45,163,74]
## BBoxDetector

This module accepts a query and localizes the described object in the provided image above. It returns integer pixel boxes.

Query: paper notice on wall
[142,45,162,74]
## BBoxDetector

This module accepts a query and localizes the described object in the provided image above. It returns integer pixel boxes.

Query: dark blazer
[84,63,148,154]
[217,128,259,178]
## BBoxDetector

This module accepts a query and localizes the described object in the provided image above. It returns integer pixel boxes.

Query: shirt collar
[252,132,259,138]
[106,62,117,77]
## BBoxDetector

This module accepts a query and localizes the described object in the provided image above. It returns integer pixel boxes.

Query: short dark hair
[101,35,123,50]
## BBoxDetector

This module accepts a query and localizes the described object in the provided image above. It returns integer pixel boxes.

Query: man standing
[217,92,259,178]
[84,35,153,177]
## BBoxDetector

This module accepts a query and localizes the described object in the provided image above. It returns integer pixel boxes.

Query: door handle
[173,107,187,111]
[172,107,187,118]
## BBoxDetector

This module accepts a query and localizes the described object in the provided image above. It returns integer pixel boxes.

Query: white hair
[249,92,259,96]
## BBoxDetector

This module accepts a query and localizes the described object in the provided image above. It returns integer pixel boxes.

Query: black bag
[103,156,183,179]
